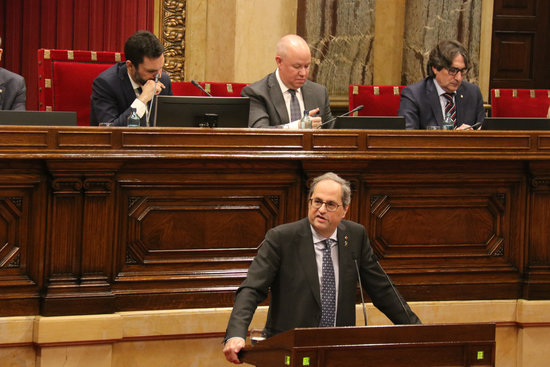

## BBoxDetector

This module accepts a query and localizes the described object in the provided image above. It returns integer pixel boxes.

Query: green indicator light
[302,356,310,366]
[285,355,290,365]
[477,351,484,360]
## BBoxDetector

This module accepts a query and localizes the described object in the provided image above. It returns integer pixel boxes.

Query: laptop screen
[154,96,250,128]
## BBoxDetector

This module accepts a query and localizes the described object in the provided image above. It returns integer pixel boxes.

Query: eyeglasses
[447,67,469,76]
[309,198,341,212]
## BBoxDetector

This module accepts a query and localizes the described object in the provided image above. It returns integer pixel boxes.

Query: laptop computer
[333,116,406,129]
[480,117,550,130]
[0,111,77,126]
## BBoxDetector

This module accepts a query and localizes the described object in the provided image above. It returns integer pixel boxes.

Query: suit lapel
[425,79,443,124]
[297,219,321,308]
[455,84,466,124]
[118,63,138,108]
[267,73,290,125]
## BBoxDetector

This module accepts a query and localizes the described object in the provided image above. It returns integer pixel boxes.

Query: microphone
[147,73,160,127]
[191,80,213,97]
[352,253,368,326]
[317,105,364,128]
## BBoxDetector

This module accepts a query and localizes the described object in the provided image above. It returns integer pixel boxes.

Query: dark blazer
[398,77,485,129]
[225,218,420,340]
[0,67,26,110]
[90,62,172,126]
[241,72,333,128]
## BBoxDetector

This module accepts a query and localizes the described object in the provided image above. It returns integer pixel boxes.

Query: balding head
[275,34,311,90]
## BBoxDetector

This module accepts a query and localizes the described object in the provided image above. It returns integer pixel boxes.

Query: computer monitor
[0,111,77,126]
[480,117,550,130]
[333,116,406,129]
[153,96,250,128]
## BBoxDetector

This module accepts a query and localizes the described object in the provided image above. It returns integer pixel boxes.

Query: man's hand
[223,337,246,364]
[138,79,166,104]
[309,108,322,129]
[455,123,473,130]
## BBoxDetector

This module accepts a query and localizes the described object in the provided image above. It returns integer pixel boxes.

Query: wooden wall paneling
[360,160,525,301]
[524,161,550,299]
[0,161,47,316]
[40,160,123,315]
[112,160,303,311]
[490,0,550,89]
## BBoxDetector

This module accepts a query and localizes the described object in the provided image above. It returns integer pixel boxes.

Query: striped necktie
[443,92,456,126]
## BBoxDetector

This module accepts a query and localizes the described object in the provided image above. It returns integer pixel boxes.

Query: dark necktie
[288,89,301,122]
[320,239,336,327]
[443,92,456,126]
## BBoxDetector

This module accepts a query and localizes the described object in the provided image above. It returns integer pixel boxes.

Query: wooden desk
[0,127,549,316]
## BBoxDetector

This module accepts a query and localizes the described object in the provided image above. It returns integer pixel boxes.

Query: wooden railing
[0,126,549,316]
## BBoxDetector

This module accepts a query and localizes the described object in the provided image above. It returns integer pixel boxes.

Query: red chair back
[38,49,124,126]
[491,88,550,117]
[172,81,248,97]
[349,85,405,116]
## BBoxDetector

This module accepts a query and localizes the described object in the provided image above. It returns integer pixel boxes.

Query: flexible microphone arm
[191,80,213,97]
[316,105,364,128]
[146,73,160,127]
[354,257,368,326]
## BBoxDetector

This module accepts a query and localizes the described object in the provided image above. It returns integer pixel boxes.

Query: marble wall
[401,0,482,85]
[299,0,377,96]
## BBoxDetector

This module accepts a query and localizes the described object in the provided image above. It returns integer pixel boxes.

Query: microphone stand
[146,73,160,127]
[316,105,364,129]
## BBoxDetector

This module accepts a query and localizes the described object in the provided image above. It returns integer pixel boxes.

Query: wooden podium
[239,323,495,367]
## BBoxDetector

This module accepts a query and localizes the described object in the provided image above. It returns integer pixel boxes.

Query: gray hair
[308,172,351,208]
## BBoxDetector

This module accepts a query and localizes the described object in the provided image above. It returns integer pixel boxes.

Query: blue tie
[320,239,336,327]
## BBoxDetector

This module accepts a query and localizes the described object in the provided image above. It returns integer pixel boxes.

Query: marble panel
[402,0,482,85]
[300,0,377,96]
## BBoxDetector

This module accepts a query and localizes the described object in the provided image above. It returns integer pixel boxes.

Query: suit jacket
[241,72,333,128]
[225,218,420,340]
[398,77,485,129]
[90,62,172,126]
[0,67,26,110]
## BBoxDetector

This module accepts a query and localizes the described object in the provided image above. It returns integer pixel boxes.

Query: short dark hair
[124,30,164,67]
[427,40,470,78]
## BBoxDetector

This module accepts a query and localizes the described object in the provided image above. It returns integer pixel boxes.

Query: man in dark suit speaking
[398,40,485,130]
[223,172,420,364]
[242,34,333,128]
[90,30,172,126]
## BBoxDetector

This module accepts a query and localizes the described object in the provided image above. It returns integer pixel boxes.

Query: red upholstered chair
[172,81,206,96]
[490,88,550,117]
[349,85,405,116]
[38,49,124,126]
[172,81,248,97]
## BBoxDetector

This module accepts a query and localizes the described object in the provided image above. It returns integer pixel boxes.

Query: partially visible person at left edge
[398,39,485,130]
[90,30,172,126]
[0,36,26,110]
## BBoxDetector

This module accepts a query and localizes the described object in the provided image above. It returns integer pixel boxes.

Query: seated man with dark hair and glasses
[223,172,420,364]
[398,39,485,130]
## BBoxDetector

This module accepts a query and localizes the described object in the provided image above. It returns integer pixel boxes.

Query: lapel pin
[344,236,348,247]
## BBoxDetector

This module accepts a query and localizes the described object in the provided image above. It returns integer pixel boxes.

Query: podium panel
[240,324,495,367]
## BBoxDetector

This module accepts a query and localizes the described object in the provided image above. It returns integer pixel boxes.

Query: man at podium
[223,172,421,364]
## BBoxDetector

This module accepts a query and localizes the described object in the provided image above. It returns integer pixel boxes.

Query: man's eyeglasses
[309,198,341,212]
[447,67,469,76]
